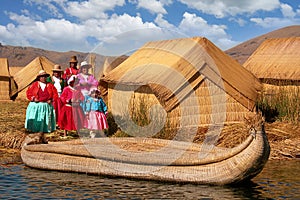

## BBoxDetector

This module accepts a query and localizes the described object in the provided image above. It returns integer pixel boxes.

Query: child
[58,75,85,137]
[84,89,108,138]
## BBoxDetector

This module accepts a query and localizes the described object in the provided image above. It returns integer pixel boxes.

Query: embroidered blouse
[83,96,107,114]
[26,81,58,102]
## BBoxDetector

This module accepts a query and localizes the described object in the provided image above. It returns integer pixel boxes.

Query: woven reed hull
[21,131,270,185]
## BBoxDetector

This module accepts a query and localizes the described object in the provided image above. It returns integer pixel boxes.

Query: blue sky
[0,0,299,56]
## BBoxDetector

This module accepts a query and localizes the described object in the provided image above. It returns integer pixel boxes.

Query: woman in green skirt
[25,70,58,133]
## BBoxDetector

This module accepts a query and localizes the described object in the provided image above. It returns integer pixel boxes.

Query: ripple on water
[0,160,299,199]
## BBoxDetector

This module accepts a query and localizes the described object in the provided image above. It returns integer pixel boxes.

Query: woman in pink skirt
[83,89,108,138]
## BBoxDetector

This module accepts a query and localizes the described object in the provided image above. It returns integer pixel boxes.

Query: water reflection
[0,160,299,199]
[253,160,300,200]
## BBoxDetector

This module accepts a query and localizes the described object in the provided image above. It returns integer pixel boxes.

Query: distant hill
[225,25,300,64]
[0,44,89,67]
[0,44,126,78]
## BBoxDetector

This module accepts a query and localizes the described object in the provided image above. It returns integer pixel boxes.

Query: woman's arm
[26,82,38,101]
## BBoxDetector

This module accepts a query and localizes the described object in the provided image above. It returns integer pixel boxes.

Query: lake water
[0,159,299,199]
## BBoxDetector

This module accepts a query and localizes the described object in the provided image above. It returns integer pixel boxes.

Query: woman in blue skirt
[25,70,58,133]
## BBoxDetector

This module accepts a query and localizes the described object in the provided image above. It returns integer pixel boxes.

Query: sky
[0,0,299,56]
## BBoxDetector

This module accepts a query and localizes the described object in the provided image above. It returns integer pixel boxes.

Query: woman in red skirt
[58,75,85,137]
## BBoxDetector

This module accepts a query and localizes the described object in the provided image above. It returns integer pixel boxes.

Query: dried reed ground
[0,100,299,160]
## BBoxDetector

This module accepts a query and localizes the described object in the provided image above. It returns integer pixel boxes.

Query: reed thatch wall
[107,81,251,134]
[0,58,15,100]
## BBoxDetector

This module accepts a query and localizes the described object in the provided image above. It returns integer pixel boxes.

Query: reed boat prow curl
[21,114,270,185]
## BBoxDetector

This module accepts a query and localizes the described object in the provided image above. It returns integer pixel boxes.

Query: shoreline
[0,100,299,162]
[0,128,299,162]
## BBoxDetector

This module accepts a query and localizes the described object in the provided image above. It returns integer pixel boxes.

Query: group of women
[25,56,108,138]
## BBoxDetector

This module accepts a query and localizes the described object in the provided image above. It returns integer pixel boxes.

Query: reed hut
[243,37,300,121]
[101,37,262,136]
[11,56,55,98]
[0,58,17,100]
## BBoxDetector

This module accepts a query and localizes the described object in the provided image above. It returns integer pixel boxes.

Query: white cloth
[67,75,77,85]
[52,76,62,94]
[39,81,46,91]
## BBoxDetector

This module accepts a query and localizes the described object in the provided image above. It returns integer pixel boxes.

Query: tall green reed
[257,80,299,124]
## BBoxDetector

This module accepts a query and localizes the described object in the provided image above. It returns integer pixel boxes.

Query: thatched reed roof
[12,56,55,96]
[0,58,10,77]
[102,37,261,111]
[102,56,127,77]
[8,67,26,99]
[243,37,300,81]
[8,66,23,76]
[0,58,13,100]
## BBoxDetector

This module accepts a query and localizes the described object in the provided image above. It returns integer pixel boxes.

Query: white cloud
[155,12,239,50]
[65,0,125,20]
[24,0,66,18]
[87,14,170,55]
[136,0,168,14]
[178,12,238,49]
[280,3,296,18]
[229,17,246,26]
[25,0,126,20]
[22,19,87,51]
[21,9,30,16]
[250,3,300,28]
[21,9,43,21]
[95,13,157,38]
[0,21,34,47]
[1,12,89,51]
[154,13,177,29]
[7,12,34,25]
[179,13,227,37]
[0,11,164,53]
[178,0,281,18]
[250,17,298,28]
[0,25,15,42]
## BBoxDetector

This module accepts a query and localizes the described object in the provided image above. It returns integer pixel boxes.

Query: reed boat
[21,118,270,185]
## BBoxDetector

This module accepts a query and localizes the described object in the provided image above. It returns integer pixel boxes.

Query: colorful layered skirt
[25,102,56,133]
[59,104,85,131]
[84,111,108,130]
